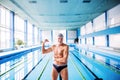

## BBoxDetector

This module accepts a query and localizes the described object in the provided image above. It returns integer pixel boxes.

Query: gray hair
[57,33,63,38]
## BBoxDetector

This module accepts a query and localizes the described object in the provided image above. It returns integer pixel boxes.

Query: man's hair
[58,33,63,38]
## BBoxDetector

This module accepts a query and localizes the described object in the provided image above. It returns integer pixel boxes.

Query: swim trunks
[53,64,67,73]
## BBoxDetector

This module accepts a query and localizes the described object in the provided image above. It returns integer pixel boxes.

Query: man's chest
[54,46,64,55]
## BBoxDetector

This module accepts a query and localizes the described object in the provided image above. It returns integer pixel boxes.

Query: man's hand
[42,39,49,44]
[44,39,49,43]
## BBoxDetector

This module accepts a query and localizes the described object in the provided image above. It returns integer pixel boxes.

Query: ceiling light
[29,0,37,3]
[83,0,91,3]
[60,0,68,3]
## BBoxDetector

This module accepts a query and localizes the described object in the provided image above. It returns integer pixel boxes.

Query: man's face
[58,37,63,44]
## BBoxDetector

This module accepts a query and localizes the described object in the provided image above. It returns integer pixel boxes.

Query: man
[42,33,69,80]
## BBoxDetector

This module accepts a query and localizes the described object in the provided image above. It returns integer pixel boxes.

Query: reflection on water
[0,50,41,80]
[81,50,120,71]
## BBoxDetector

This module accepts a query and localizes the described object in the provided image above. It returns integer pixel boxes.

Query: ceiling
[0,0,120,30]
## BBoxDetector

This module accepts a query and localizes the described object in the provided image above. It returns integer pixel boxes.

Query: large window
[41,30,52,44]
[86,37,93,45]
[85,21,93,34]
[94,36,106,47]
[81,38,85,45]
[108,4,120,27]
[27,22,33,46]
[0,6,11,49]
[80,26,86,35]
[14,15,25,47]
[34,27,39,45]
[0,5,39,50]
[109,33,120,48]
[67,30,76,43]
[93,13,106,32]
[108,4,120,48]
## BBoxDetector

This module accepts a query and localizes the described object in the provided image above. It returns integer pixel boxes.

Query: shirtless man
[42,33,69,80]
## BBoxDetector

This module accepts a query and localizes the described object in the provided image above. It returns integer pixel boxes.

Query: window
[94,36,106,46]
[81,38,85,45]
[80,26,86,35]
[108,4,120,27]
[14,15,25,46]
[109,33,120,48]
[27,22,33,46]
[68,30,76,39]
[86,37,93,45]
[93,13,106,32]
[34,27,39,45]
[86,21,93,34]
[67,30,77,44]
[1,6,5,25]
[42,30,52,44]
[0,6,11,49]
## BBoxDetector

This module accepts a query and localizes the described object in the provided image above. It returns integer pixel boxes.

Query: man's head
[57,33,63,44]
[58,33,63,38]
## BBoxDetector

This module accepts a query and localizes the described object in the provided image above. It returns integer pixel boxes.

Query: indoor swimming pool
[0,46,120,80]
[0,0,120,80]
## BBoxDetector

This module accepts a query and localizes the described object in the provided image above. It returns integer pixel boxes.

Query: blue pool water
[0,49,120,80]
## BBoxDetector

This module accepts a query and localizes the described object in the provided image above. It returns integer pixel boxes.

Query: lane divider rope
[71,51,103,80]
[69,54,86,80]
[0,55,45,77]
[22,55,46,80]
[37,56,51,80]
[74,50,120,74]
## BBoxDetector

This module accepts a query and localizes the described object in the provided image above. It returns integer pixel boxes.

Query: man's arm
[42,39,53,54]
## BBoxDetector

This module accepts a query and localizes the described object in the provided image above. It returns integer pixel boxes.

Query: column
[10,11,15,49]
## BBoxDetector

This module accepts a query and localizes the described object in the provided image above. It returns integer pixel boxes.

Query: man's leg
[60,68,68,80]
[52,66,58,80]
